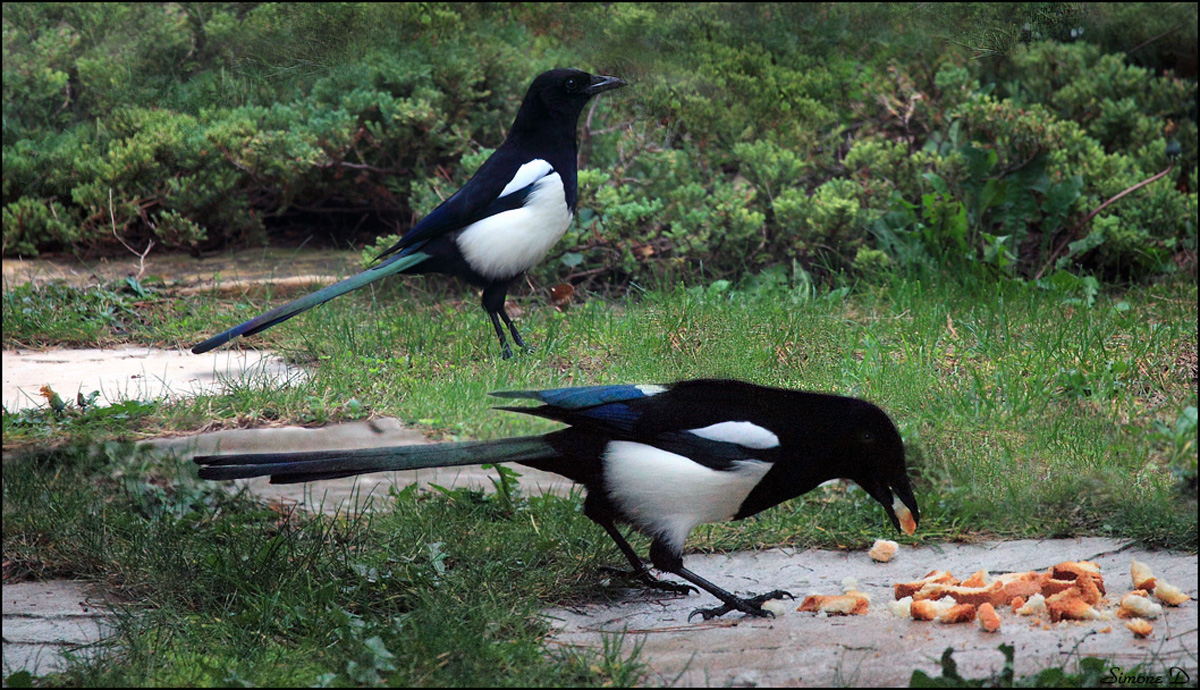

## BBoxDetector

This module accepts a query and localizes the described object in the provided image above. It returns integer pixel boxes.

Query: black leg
[482,282,524,359]
[498,307,530,350]
[595,520,697,596]
[647,540,793,621]
[487,309,514,359]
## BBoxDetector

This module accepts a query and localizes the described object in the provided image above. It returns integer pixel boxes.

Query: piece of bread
[936,603,978,624]
[1046,588,1107,622]
[1042,578,1077,597]
[913,581,1003,608]
[960,569,990,588]
[1117,591,1162,619]
[798,592,869,616]
[993,571,1046,605]
[1052,560,1101,580]
[911,597,957,621]
[977,602,1001,632]
[869,539,899,563]
[1125,619,1153,638]
[760,598,788,617]
[1130,559,1157,592]
[1015,593,1047,616]
[1051,561,1106,595]
[1153,578,1192,606]
[895,570,959,600]
[894,499,917,536]
[887,596,913,619]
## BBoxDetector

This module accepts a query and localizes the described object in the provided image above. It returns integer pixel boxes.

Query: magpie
[195,379,921,621]
[191,68,627,359]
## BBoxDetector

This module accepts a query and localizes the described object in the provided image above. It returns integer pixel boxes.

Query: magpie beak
[861,470,920,536]
[585,74,627,95]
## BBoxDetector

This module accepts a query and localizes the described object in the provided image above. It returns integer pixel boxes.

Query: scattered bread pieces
[1130,559,1156,592]
[1117,591,1162,619]
[1125,619,1153,638]
[977,602,1001,632]
[895,570,959,600]
[869,539,899,563]
[1153,578,1192,606]
[820,557,1183,634]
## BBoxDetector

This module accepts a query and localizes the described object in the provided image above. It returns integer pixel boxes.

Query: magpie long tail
[195,435,558,484]
[191,248,432,354]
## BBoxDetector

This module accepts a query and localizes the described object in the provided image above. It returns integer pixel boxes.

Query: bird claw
[499,343,535,360]
[687,590,795,622]
[598,565,698,596]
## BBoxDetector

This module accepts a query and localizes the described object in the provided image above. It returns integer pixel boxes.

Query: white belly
[603,441,771,550]
[455,172,573,281]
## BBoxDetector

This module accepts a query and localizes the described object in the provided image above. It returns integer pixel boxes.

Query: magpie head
[837,401,920,537]
[521,68,627,123]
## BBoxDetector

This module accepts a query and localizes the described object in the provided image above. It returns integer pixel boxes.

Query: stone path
[2,581,112,678]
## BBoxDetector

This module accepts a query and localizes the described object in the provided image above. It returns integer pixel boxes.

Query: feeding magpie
[195,379,921,621]
[191,68,627,359]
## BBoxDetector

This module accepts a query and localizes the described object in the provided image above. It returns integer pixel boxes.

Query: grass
[2,442,648,686]
[3,265,1197,685]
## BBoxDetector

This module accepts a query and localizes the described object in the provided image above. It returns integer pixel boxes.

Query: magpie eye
[565,77,579,92]
[860,430,875,444]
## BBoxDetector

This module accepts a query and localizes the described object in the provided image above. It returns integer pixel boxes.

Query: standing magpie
[191,68,627,359]
[194,379,920,621]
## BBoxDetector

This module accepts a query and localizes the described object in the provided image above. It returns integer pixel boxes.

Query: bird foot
[687,589,795,622]
[598,565,698,596]
[499,343,535,360]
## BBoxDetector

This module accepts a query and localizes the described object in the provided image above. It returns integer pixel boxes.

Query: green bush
[3,3,1195,287]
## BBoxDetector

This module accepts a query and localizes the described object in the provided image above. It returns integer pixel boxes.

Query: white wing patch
[498,159,554,198]
[456,170,572,280]
[603,441,771,551]
[687,421,780,449]
[635,384,668,396]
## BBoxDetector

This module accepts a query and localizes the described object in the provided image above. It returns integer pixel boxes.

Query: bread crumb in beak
[893,497,917,535]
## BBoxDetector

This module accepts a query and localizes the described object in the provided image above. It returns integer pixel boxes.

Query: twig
[109,188,154,279]
[1127,26,1181,55]
[1035,164,1174,280]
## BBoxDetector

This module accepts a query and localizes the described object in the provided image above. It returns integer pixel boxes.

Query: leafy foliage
[3,3,1196,285]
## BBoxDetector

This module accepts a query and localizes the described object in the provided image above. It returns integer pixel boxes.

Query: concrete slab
[2,580,113,677]
[3,249,359,293]
[543,538,1198,687]
[2,346,305,413]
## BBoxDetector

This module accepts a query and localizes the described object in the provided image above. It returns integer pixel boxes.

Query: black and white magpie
[191,68,627,358]
[194,379,921,621]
